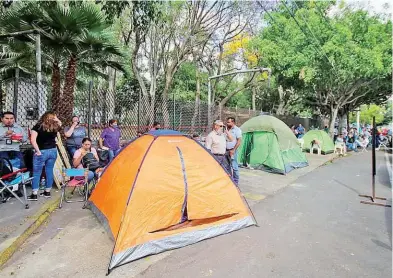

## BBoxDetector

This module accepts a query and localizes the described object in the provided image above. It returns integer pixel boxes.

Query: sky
[337,0,391,16]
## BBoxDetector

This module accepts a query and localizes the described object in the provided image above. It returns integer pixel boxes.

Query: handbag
[81,152,101,171]
[97,149,109,163]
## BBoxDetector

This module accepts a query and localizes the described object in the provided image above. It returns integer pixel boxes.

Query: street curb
[0,196,60,268]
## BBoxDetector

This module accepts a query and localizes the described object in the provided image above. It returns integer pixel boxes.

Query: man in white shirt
[205,120,233,175]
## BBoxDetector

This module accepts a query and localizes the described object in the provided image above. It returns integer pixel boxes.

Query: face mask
[112,123,118,127]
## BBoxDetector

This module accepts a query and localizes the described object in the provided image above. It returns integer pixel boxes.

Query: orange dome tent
[88,130,256,273]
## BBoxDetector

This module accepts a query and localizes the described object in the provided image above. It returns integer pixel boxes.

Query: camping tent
[238,115,308,174]
[302,130,335,154]
[88,130,256,273]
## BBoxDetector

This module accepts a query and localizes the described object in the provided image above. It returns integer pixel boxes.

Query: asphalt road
[137,151,392,278]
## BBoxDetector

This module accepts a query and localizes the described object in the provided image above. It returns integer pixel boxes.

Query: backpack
[81,152,101,172]
[0,157,13,179]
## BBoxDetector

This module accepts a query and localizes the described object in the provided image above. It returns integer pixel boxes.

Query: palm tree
[0,1,125,124]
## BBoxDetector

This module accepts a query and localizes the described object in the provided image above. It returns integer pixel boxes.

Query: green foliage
[251,1,392,119]
[349,104,386,124]
[0,1,126,80]
[101,0,162,28]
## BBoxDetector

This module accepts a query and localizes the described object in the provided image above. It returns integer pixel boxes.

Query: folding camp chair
[59,168,90,209]
[377,137,389,151]
[0,168,33,209]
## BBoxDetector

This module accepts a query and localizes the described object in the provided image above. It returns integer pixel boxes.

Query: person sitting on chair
[346,132,358,152]
[356,135,369,149]
[335,134,347,154]
[0,111,28,169]
[73,138,102,182]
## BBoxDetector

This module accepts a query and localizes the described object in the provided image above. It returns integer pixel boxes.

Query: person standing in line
[0,111,28,168]
[28,112,62,201]
[64,115,87,158]
[205,120,233,174]
[99,119,122,162]
[226,117,242,186]
[296,123,305,138]
[150,121,161,131]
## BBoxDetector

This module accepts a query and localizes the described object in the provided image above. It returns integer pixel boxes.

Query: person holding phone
[205,120,233,174]
[0,111,28,168]
[64,115,87,158]
[28,112,62,201]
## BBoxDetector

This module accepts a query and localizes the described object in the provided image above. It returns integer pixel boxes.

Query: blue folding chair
[59,168,89,209]
[0,169,33,209]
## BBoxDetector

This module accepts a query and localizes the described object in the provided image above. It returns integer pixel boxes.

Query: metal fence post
[13,68,19,120]
[35,31,46,116]
[88,81,93,138]
[172,92,175,130]
[137,89,141,132]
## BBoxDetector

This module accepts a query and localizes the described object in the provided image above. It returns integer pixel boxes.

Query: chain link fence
[0,77,48,130]
[1,77,323,141]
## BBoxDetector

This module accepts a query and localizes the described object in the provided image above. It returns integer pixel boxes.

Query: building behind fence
[1,77,323,141]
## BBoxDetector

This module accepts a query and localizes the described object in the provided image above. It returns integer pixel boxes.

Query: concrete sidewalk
[0,152,337,277]
[240,153,336,206]
[0,189,61,267]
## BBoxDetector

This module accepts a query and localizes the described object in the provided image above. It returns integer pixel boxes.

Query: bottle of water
[40,177,45,190]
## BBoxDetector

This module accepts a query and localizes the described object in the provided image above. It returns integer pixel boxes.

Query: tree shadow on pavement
[371,205,392,251]
[371,239,392,251]
[377,161,392,189]
[333,179,392,249]
[333,179,361,195]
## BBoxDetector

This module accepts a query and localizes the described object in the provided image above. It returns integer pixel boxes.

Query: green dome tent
[238,115,308,174]
[302,130,335,154]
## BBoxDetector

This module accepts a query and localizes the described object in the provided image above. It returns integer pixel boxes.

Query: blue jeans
[108,149,120,162]
[67,146,78,159]
[346,142,357,152]
[0,151,25,169]
[87,171,98,182]
[231,150,239,185]
[32,148,57,192]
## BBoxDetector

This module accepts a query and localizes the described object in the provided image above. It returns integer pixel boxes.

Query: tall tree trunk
[329,106,339,138]
[107,67,116,120]
[162,71,176,127]
[61,55,77,126]
[51,61,61,114]
[191,65,201,133]
[346,111,350,130]
[276,85,287,115]
[149,94,155,128]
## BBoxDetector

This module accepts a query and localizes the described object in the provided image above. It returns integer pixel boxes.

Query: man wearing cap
[0,111,28,168]
[205,120,233,174]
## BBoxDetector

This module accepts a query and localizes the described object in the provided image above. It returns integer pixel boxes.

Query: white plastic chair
[297,138,304,149]
[310,143,321,155]
[334,142,345,155]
